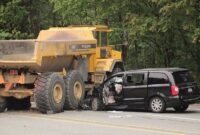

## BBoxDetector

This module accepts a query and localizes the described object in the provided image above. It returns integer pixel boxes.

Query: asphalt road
[0,104,200,135]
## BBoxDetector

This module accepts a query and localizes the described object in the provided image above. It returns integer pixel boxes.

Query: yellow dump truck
[0,25,124,113]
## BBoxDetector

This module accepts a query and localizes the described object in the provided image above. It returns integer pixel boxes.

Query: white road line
[2,111,200,135]
[189,108,200,111]
[141,114,200,123]
[107,110,200,123]
[1,113,186,135]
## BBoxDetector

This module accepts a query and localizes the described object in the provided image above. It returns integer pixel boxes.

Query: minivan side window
[126,73,145,86]
[105,75,123,86]
[148,73,169,85]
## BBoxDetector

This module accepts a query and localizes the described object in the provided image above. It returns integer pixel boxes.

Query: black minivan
[91,68,200,113]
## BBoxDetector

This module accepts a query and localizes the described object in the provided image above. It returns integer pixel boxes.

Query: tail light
[9,70,18,75]
[171,85,179,96]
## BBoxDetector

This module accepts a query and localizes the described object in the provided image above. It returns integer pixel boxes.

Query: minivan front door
[123,72,148,107]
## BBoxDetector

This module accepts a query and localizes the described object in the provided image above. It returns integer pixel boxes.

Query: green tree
[0,0,199,80]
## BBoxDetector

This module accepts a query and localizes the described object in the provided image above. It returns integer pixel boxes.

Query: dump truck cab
[49,25,124,84]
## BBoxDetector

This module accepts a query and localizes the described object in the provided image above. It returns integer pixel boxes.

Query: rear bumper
[183,97,200,103]
[165,96,200,107]
[0,89,33,99]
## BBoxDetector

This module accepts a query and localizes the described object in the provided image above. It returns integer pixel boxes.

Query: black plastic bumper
[165,96,200,107]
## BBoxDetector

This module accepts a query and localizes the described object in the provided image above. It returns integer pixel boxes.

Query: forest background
[0,0,199,81]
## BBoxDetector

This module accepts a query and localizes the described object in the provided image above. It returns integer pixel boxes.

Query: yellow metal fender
[95,59,123,72]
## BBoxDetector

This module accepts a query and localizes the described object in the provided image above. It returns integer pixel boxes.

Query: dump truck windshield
[95,32,100,46]
[101,32,107,46]
[94,31,108,47]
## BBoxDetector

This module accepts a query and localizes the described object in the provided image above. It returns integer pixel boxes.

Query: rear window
[173,71,194,84]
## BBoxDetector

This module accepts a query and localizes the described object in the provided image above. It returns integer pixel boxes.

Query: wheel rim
[53,83,63,103]
[73,81,83,100]
[151,98,163,112]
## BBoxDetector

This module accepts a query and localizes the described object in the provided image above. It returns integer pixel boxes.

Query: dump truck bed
[0,40,35,61]
[0,40,38,69]
[0,29,96,72]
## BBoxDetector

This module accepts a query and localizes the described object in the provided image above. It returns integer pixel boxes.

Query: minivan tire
[174,105,189,112]
[149,96,166,113]
[91,98,104,111]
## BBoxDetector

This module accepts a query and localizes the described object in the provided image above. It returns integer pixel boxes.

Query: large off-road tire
[34,73,65,114]
[64,70,85,110]
[91,98,104,111]
[7,97,31,110]
[174,105,189,112]
[149,96,166,113]
[0,97,6,112]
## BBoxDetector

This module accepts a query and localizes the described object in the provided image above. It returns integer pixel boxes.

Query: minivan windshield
[173,71,194,84]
